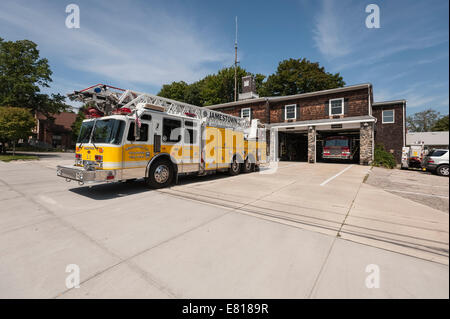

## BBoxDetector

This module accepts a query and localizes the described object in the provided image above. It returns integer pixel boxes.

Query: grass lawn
[0,154,39,162]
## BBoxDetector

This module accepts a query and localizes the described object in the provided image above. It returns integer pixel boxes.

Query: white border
[382,109,395,124]
[284,104,297,120]
[329,98,344,116]
[241,107,251,120]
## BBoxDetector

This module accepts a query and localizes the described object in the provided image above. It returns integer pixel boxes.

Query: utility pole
[234,16,238,102]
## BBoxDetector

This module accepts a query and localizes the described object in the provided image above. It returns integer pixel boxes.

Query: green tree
[184,81,203,106]
[200,67,249,105]
[406,109,441,132]
[0,107,36,155]
[157,66,265,106]
[262,58,345,96]
[71,106,88,142]
[431,115,449,131]
[158,81,189,102]
[0,38,68,117]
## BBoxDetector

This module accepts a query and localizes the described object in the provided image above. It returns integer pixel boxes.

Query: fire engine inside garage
[277,124,361,164]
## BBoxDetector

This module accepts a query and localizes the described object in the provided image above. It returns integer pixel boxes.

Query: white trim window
[241,107,251,120]
[382,109,395,123]
[329,98,344,116]
[285,104,297,120]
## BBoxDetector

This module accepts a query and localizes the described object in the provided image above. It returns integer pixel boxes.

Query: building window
[329,98,344,116]
[382,110,395,123]
[241,108,251,120]
[285,104,296,120]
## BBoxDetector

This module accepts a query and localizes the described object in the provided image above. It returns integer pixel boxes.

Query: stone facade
[307,126,316,163]
[360,122,374,165]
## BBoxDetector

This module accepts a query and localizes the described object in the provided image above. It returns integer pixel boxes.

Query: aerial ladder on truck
[56,84,268,188]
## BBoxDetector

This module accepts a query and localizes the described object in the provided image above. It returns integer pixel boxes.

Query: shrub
[373,144,396,169]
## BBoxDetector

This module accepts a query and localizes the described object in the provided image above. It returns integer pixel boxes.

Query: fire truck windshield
[325,138,349,147]
[77,119,125,145]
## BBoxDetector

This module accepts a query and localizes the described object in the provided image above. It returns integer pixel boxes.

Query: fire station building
[206,77,406,164]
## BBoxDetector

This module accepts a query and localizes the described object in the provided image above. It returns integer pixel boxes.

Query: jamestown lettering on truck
[56,84,268,188]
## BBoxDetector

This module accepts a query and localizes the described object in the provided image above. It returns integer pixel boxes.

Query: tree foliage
[406,109,441,132]
[158,66,265,106]
[158,81,189,103]
[431,115,449,132]
[0,107,36,154]
[71,105,87,142]
[0,38,69,118]
[261,58,345,96]
[158,58,344,106]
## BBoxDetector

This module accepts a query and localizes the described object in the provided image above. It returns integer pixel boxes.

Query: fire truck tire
[437,164,449,177]
[146,158,174,188]
[228,156,241,176]
[242,158,255,173]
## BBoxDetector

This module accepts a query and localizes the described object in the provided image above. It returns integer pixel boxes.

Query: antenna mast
[234,16,238,102]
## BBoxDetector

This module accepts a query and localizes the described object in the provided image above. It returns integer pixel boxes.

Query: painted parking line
[384,189,449,199]
[320,165,354,186]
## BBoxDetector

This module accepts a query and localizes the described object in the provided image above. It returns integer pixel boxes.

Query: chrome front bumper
[323,155,352,160]
[56,165,118,184]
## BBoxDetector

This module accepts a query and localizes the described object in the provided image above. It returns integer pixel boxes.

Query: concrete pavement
[0,155,448,298]
[366,166,449,213]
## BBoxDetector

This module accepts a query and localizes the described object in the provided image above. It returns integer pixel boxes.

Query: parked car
[322,136,354,161]
[423,149,449,176]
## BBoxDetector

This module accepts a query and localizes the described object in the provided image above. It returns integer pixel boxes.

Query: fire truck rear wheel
[228,157,241,176]
[146,159,173,188]
[242,158,254,173]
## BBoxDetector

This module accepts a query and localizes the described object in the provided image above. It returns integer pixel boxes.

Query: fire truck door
[182,119,200,173]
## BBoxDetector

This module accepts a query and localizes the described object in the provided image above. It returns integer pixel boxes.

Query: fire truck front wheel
[146,159,174,188]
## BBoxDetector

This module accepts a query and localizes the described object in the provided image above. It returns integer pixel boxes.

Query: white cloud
[374,82,449,113]
[312,0,353,59]
[0,1,233,92]
[312,0,448,70]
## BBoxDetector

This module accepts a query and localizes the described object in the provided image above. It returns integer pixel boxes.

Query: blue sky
[0,0,448,115]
